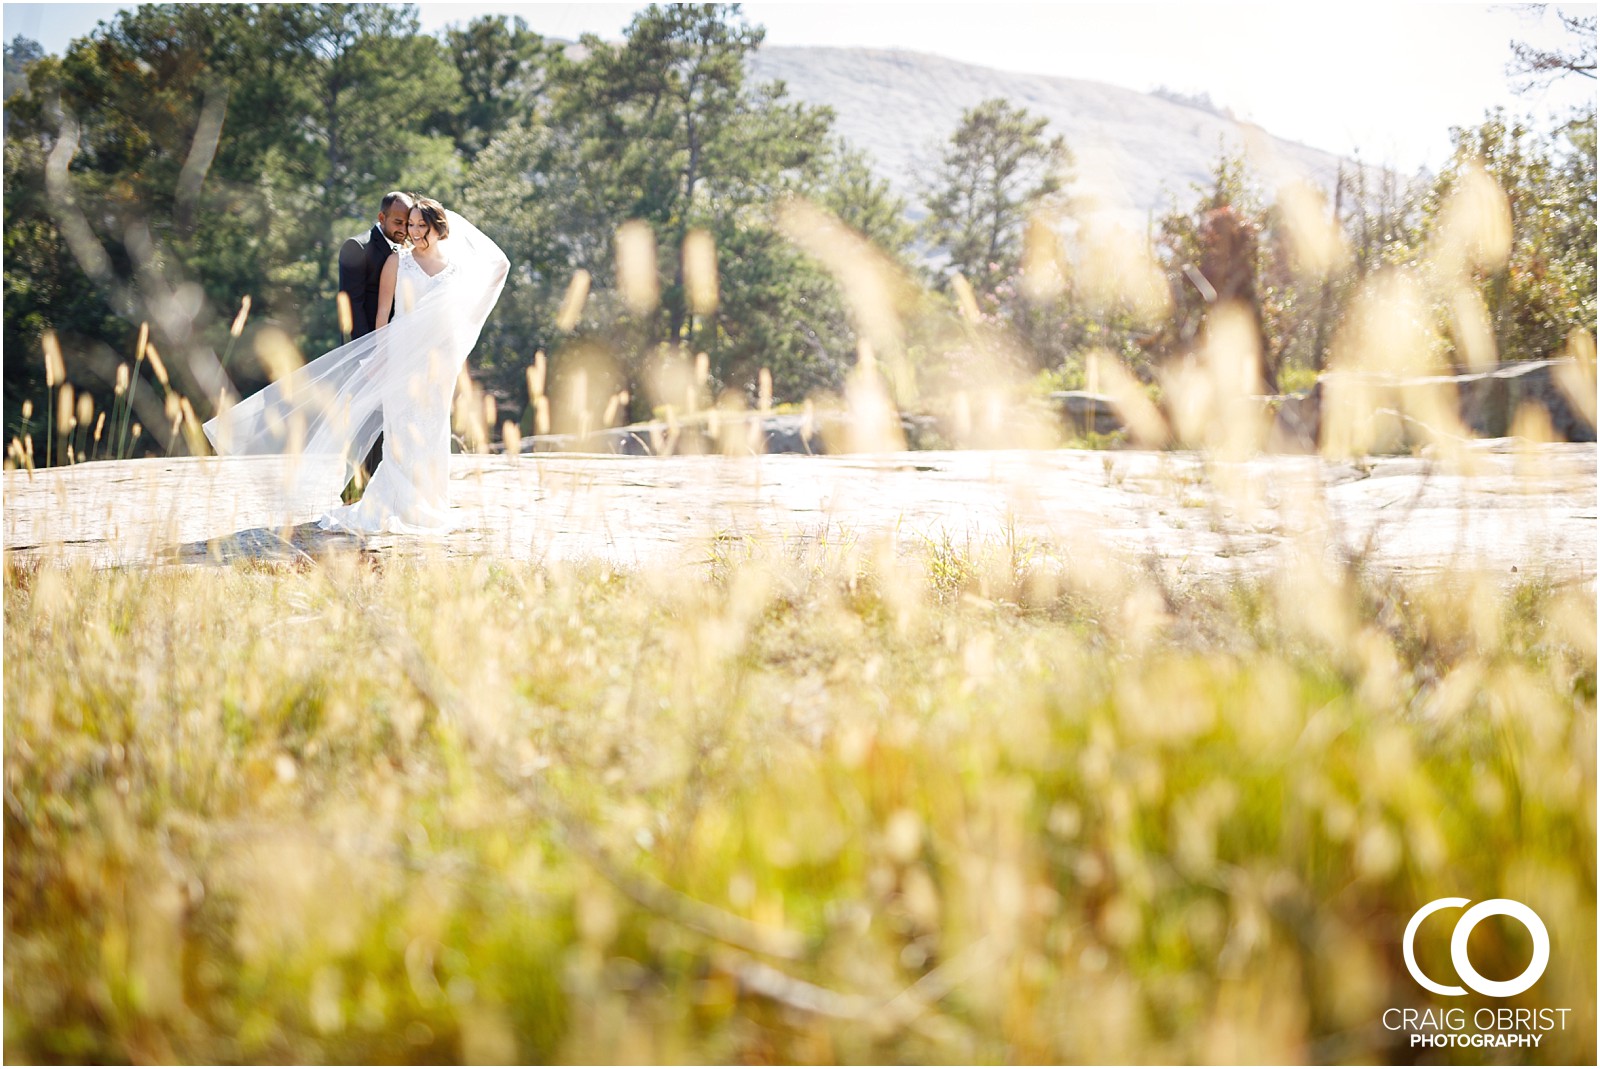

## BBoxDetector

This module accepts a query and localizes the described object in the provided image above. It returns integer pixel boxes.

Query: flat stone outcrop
[4,444,1593,581]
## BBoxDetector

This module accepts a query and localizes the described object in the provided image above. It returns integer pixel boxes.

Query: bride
[203,197,509,535]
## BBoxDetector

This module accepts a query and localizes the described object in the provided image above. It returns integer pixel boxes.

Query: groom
[337,190,411,481]
[339,190,411,341]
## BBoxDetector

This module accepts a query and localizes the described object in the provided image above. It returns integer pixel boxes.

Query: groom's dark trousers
[338,225,396,478]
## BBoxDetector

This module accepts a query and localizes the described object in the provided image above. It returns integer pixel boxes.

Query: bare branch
[1508,13,1597,91]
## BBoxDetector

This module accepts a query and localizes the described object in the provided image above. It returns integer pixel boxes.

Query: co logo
[1403,898,1550,998]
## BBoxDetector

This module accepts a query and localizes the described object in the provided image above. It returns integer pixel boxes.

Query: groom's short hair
[380,190,412,213]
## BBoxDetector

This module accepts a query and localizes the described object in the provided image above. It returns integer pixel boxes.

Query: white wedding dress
[203,211,509,535]
[318,248,464,534]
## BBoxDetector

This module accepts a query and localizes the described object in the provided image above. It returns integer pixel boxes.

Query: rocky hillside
[748,46,1360,225]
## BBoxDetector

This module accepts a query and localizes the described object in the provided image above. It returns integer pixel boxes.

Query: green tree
[1152,150,1341,391]
[4,1,934,455]
[3,128,131,455]
[558,6,780,340]
[459,115,616,405]
[807,137,914,259]
[243,4,463,341]
[441,15,551,159]
[1341,155,1426,279]
[1424,108,1597,364]
[1154,153,1264,355]
[2,5,257,451]
[3,35,43,116]
[466,125,918,415]
[524,4,854,408]
[920,97,1069,295]
[2,3,472,456]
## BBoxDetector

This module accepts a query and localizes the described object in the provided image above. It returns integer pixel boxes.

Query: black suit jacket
[338,224,396,339]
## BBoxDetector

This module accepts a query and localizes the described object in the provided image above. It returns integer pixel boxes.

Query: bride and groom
[203,191,509,536]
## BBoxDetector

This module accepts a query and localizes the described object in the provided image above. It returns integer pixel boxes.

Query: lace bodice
[394,249,458,316]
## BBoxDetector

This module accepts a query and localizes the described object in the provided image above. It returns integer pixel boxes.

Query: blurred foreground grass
[4,542,1595,1064]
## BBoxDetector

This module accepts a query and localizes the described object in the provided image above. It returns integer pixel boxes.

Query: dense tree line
[3,3,910,457]
[3,3,1593,464]
[913,91,1594,412]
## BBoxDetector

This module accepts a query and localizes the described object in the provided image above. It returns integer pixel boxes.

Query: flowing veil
[203,211,510,528]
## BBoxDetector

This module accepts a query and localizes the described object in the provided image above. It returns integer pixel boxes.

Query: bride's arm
[376,255,400,330]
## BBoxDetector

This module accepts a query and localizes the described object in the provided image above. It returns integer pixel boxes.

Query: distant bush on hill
[1151,85,1234,119]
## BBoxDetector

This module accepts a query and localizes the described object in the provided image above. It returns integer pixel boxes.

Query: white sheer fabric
[203,211,509,534]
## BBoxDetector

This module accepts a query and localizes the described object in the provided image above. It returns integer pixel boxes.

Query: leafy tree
[3,35,43,121]
[1341,155,1426,279]
[441,15,551,159]
[5,0,929,457]
[1152,151,1353,391]
[242,4,463,337]
[460,115,616,403]
[1500,9,1597,355]
[1153,154,1262,355]
[2,3,472,454]
[558,6,777,338]
[3,130,130,454]
[807,137,914,259]
[519,4,856,410]
[1423,108,1597,364]
[2,5,257,447]
[920,97,1069,295]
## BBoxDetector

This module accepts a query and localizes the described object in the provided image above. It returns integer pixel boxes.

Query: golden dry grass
[4,540,1594,1064]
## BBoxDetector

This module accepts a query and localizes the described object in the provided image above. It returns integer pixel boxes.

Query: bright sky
[4,2,1594,171]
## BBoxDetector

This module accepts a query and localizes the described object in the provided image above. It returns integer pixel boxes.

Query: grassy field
[3,537,1595,1064]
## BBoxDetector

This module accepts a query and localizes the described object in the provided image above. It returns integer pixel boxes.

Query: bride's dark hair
[410,196,450,240]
